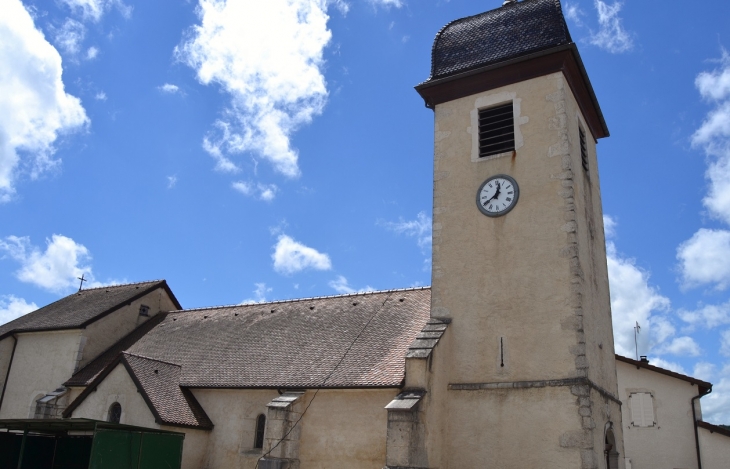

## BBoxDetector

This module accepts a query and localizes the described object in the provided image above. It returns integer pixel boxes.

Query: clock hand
[491,182,501,201]
[482,182,501,207]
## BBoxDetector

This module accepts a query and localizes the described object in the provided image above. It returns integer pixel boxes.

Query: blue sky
[1,0,730,422]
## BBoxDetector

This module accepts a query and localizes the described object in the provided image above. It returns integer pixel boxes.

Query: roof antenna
[77,274,87,292]
[634,321,641,361]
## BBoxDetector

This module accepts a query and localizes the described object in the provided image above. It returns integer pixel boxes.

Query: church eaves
[0,280,180,340]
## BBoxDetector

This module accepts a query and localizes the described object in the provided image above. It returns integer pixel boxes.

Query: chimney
[640,356,649,364]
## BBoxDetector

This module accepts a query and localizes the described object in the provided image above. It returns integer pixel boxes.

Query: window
[34,396,55,419]
[254,414,266,449]
[629,392,655,427]
[108,402,122,424]
[579,126,588,172]
[478,102,515,158]
[139,304,150,317]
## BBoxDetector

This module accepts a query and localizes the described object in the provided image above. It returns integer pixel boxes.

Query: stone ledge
[449,377,621,404]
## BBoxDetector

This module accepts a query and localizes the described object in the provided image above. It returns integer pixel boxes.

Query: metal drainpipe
[692,386,712,469]
[0,334,18,413]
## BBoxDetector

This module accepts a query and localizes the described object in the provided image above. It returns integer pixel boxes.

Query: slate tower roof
[425,0,572,82]
[415,0,609,139]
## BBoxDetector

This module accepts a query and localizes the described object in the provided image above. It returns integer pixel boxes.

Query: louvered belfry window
[479,102,515,158]
[579,127,589,172]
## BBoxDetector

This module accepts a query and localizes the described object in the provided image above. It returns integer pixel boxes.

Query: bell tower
[402,0,624,467]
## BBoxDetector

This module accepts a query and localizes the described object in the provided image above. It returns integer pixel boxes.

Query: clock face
[476,174,519,217]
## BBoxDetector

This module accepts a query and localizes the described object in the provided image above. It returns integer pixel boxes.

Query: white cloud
[0,234,93,293]
[167,175,177,189]
[60,0,131,22]
[654,336,701,357]
[692,51,730,225]
[176,0,333,179]
[85,46,99,59]
[159,83,180,94]
[0,0,89,202]
[680,300,730,329]
[329,275,354,294]
[380,211,432,252]
[647,357,688,375]
[52,18,86,55]
[721,330,730,357]
[272,234,331,275]
[603,214,617,238]
[232,181,278,201]
[241,282,272,304]
[95,91,107,101]
[693,362,716,382]
[702,368,730,424]
[695,50,730,102]
[677,229,730,290]
[368,0,403,8]
[328,275,374,294]
[607,241,671,357]
[589,1,633,54]
[563,1,584,26]
[0,295,38,326]
[202,133,240,173]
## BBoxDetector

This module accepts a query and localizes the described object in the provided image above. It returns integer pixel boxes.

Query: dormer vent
[139,304,150,317]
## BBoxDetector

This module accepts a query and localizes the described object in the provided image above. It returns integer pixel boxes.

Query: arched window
[254,414,266,449]
[108,402,122,424]
[604,427,619,469]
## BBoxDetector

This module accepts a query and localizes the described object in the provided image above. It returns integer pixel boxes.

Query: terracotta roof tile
[122,353,213,429]
[65,313,168,387]
[0,280,179,340]
[123,288,431,388]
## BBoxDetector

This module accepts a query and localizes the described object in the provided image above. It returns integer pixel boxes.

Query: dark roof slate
[0,280,180,340]
[117,288,430,388]
[426,0,571,82]
[65,313,169,387]
[122,353,213,429]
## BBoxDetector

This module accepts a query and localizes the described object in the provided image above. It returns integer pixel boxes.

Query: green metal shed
[0,419,184,469]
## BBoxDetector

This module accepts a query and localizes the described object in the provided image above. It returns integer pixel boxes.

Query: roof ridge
[78,279,165,292]
[615,354,712,388]
[123,351,182,369]
[168,286,432,313]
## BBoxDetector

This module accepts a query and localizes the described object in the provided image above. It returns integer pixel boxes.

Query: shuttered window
[479,103,515,158]
[579,127,588,172]
[629,392,655,427]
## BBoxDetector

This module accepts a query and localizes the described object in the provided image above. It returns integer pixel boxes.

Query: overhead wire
[255,292,394,468]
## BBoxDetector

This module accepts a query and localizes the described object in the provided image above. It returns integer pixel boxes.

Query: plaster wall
[68,363,210,469]
[297,388,393,468]
[0,329,82,419]
[429,72,621,468]
[70,363,157,426]
[616,360,701,469]
[0,336,15,407]
[699,427,730,469]
[189,388,276,469]
[79,288,177,369]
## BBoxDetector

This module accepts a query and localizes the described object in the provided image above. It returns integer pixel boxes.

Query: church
[1,1,729,468]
